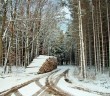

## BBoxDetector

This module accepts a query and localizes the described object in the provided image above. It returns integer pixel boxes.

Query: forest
[0,0,110,84]
[0,0,109,78]
[68,0,110,78]
[0,0,66,72]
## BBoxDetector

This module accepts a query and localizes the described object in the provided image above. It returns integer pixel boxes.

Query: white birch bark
[99,0,105,73]
[21,31,24,67]
[78,0,86,79]
[3,38,11,73]
[97,13,101,72]
[91,0,97,74]
[15,31,18,67]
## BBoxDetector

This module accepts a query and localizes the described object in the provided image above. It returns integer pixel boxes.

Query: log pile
[38,57,58,74]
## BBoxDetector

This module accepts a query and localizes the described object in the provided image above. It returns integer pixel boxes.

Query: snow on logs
[26,55,58,74]
[38,57,57,74]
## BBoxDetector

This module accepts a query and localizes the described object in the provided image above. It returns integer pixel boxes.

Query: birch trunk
[91,0,97,74]
[1,0,8,65]
[4,38,11,73]
[24,0,30,67]
[95,2,101,72]
[99,0,105,73]
[78,0,86,79]
[15,33,18,66]
[21,31,24,67]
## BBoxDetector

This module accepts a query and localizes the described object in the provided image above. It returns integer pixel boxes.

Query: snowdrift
[26,55,58,74]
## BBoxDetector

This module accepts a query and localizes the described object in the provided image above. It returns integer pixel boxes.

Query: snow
[39,76,47,86]
[25,67,40,73]
[61,6,71,20]
[0,55,55,93]
[67,66,110,93]
[28,59,46,67]
[18,82,40,96]
[11,93,16,96]
[0,71,37,92]
[54,66,110,96]
[58,77,101,96]
[27,55,54,68]
[0,64,110,96]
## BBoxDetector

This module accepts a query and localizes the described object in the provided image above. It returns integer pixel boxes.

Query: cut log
[38,57,58,74]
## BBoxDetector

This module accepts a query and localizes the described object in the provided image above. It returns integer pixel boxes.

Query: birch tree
[0,0,8,65]
[78,0,86,79]
[68,0,109,77]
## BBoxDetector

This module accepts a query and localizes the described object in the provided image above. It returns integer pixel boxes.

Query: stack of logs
[38,57,58,74]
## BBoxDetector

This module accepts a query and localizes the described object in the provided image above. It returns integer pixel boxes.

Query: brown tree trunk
[0,32,3,65]
[0,1,8,65]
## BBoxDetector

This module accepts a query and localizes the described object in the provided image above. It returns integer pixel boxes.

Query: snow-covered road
[0,54,110,96]
[1,66,109,96]
[0,68,68,96]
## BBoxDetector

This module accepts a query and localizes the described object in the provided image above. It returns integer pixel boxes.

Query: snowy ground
[0,66,36,92]
[0,61,110,96]
[57,66,110,96]
[67,66,110,93]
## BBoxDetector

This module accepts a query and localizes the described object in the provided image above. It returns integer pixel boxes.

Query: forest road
[0,69,72,96]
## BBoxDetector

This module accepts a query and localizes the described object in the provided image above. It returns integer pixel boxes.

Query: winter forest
[0,0,110,96]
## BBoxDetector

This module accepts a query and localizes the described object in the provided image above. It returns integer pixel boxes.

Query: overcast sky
[49,0,71,33]
[60,6,71,33]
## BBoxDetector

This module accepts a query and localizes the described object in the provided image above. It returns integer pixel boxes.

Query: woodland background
[0,0,110,79]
